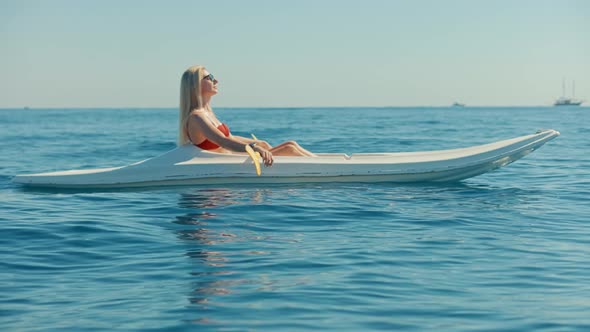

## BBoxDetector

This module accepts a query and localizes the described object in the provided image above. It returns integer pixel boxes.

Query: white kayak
[13,129,559,188]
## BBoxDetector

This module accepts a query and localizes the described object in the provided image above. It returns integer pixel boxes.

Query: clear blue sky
[1,0,588,107]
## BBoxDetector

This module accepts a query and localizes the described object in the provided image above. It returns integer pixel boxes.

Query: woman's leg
[270,141,315,156]
[271,144,306,156]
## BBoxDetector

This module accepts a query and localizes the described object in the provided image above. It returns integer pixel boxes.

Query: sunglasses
[202,74,216,82]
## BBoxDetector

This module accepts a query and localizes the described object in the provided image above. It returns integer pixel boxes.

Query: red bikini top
[191,123,231,150]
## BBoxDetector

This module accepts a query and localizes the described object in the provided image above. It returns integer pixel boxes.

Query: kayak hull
[13,129,559,188]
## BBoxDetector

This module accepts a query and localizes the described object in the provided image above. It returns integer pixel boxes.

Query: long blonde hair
[178,65,206,145]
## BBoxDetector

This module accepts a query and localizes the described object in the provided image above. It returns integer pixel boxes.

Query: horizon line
[1,105,586,110]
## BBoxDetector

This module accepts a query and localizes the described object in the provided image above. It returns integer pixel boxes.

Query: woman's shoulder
[188,109,211,127]
[190,107,208,115]
[189,108,210,121]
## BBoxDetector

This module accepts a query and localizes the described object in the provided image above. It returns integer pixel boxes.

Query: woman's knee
[275,141,297,149]
[284,141,301,148]
[273,144,305,156]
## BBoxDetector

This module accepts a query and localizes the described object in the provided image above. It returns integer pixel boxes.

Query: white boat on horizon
[555,79,583,106]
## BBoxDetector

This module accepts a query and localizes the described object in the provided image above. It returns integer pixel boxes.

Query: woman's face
[200,70,219,97]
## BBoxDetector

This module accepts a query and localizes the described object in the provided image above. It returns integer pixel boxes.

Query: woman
[178,65,315,167]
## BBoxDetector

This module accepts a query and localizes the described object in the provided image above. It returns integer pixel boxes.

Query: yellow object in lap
[245,145,261,176]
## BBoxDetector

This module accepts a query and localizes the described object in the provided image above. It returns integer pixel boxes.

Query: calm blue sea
[1,107,589,331]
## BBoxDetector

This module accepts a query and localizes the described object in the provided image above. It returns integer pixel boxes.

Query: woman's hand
[254,145,274,167]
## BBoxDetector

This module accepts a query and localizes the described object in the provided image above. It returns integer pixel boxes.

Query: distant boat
[554,97,582,106]
[452,102,465,107]
[554,79,583,106]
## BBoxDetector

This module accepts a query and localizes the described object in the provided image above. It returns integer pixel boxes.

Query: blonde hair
[178,65,206,145]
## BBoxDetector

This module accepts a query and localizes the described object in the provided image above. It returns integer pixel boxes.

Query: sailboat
[554,79,583,106]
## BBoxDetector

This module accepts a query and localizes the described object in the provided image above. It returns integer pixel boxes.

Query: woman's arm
[189,114,273,165]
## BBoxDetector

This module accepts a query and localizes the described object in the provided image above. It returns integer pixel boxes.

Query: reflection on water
[173,188,269,317]
[169,183,544,325]
[178,189,241,209]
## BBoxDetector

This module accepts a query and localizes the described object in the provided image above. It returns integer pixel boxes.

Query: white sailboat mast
[573,80,576,98]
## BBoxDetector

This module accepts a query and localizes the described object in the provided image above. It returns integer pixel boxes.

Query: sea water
[1,107,589,331]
